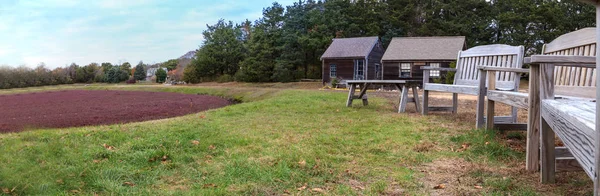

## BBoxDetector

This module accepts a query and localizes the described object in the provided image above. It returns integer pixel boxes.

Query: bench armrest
[477,66,530,73]
[525,55,595,68]
[421,66,457,71]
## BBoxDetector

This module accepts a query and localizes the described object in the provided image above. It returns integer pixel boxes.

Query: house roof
[320,37,379,60]
[382,36,466,61]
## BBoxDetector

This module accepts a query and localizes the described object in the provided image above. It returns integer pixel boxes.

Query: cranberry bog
[0,90,232,132]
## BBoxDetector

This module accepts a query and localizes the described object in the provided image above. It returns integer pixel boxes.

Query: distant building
[381,36,466,82]
[146,67,168,82]
[320,36,384,85]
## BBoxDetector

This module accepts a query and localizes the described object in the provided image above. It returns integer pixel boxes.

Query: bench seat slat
[542,99,596,179]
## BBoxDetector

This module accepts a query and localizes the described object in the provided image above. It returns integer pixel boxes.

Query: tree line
[0,61,170,89]
[184,0,595,83]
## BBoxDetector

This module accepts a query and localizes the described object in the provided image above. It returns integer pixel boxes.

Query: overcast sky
[0,0,296,69]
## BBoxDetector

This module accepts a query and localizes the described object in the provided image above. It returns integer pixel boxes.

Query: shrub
[216,74,234,83]
[156,68,167,83]
[331,78,339,88]
[126,78,136,84]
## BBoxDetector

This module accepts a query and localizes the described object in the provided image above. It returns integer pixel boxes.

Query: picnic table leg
[346,84,356,107]
[412,86,421,113]
[399,85,409,113]
[358,83,370,106]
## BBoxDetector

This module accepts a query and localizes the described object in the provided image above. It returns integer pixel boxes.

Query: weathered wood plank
[495,123,528,131]
[542,100,596,179]
[556,146,574,158]
[486,71,497,130]
[476,69,487,128]
[556,157,583,172]
[427,107,454,112]
[541,117,556,183]
[527,64,541,172]
[346,84,356,107]
[399,85,409,113]
[412,86,422,113]
[555,86,596,99]
[478,66,530,73]
[487,90,529,109]
[423,83,479,96]
[525,55,596,67]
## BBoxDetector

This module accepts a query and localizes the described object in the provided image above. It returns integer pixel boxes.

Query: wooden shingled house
[321,37,384,85]
[381,36,466,82]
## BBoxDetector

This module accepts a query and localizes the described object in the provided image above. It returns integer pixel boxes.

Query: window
[375,63,381,79]
[355,60,365,80]
[429,63,441,78]
[330,64,337,78]
[399,63,411,78]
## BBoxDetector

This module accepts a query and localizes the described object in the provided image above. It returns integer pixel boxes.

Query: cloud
[97,0,155,9]
[0,0,302,69]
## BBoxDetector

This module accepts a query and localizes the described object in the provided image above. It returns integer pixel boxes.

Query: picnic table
[346,80,422,113]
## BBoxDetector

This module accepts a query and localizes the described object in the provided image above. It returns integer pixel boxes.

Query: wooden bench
[481,28,597,172]
[422,44,525,129]
[534,26,599,194]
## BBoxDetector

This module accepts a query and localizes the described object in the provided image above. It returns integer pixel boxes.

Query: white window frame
[399,63,411,78]
[355,60,365,80]
[330,64,337,78]
[429,63,441,78]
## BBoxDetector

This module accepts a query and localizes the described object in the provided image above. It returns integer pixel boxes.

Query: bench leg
[476,92,486,129]
[452,93,458,114]
[485,99,494,130]
[540,117,555,183]
[346,84,356,107]
[422,90,429,115]
[358,83,370,106]
[412,86,421,113]
[511,106,518,124]
[399,85,409,113]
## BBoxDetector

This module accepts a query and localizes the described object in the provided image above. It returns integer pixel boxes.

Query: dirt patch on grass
[417,157,592,195]
[0,90,232,132]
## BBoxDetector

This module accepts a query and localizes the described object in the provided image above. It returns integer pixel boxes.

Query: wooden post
[412,86,422,113]
[346,84,356,107]
[527,64,541,172]
[485,70,495,130]
[540,64,555,183]
[423,70,430,115]
[478,69,488,129]
[399,85,409,113]
[594,5,600,195]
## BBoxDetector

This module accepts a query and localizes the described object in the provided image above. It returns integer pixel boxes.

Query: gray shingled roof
[320,37,379,60]
[382,36,466,61]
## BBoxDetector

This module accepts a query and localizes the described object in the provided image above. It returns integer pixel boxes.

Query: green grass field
[0,84,590,195]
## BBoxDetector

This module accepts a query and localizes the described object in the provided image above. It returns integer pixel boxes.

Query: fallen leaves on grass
[311,188,325,193]
[208,145,216,150]
[191,140,200,145]
[202,184,217,188]
[199,115,206,119]
[123,182,135,187]
[434,184,446,189]
[298,160,306,167]
[474,185,483,189]
[102,143,115,151]
[297,185,307,191]
[2,187,14,194]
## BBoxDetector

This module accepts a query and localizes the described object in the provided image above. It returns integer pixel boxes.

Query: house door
[354,60,365,80]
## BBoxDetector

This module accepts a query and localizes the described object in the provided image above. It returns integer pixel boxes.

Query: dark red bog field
[0,90,232,133]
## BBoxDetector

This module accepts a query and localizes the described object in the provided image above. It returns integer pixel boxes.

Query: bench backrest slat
[454,44,524,90]
[543,27,597,99]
